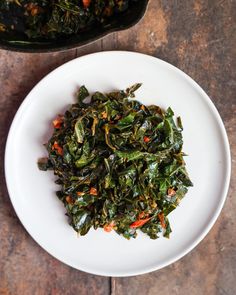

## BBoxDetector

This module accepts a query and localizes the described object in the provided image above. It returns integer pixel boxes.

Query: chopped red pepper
[168,188,176,197]
[52,141,63,155]
[65,196,74,204]
[77,191,85,196]
[104,221,115,232]
[82,0,91,8]
[89,187,98,196]
[53,116,63,129]
[158,213,166,229]
[31,7,40,16]
[26,3,41,16]
[130,217,151,229]
[144,136,151,143]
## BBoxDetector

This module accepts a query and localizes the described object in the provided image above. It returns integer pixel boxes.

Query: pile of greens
[38,84,193,239]
[0,0,133,39]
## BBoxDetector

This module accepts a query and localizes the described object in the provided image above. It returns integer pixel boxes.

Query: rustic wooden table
[0,1,235,294]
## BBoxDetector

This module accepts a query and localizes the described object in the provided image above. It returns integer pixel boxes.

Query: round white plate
[5,51,231,276]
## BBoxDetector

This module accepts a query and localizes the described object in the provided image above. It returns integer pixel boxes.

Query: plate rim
[4,51,231,277]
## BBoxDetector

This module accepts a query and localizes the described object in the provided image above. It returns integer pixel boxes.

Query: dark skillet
[0,1,149,53]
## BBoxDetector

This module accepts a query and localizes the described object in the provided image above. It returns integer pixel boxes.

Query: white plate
[5,51,231,277]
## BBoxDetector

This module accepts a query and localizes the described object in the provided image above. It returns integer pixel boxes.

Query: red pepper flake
[144,136,151,143]
[52,116,63,129]
[158,213,166,229]
[52,141,63,156]
[168,188,176,197]
[89,187,98,196]
[104,221,115,232]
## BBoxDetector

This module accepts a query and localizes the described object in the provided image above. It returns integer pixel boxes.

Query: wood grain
[0,0,235,294]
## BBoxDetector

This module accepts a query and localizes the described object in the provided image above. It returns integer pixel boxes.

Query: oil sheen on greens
[0,0,135,39]
[38,84,193,239]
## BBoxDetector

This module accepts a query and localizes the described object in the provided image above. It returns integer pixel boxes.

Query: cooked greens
[38,84,193,239]
[0,0,135,40]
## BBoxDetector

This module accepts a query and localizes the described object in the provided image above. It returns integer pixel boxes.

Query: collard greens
[38,84,193,239]
[0,0,136,39]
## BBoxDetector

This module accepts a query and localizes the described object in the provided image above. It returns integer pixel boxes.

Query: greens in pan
[0,0,136,39]
[38,84,193,239]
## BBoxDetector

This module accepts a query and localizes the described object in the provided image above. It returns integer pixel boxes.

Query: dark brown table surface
[0,1,235,294]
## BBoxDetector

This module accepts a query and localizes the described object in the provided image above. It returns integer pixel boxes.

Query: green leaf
[75,141,95,168]
[164,119,174,144]
[77,85,89,106]
[177,116,183,130]
[75,118,85,143]
[92,92,108,102]
[126,83,142,98]
[72,211,92,236]
[37,158,52,171]
[115,150,143,161]
[165,107,174,118]
[91,117,98,136]
[117,112,136,130]
[164,219,172,238]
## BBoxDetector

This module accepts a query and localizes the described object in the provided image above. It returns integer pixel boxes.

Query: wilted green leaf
[38,84,193,239]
